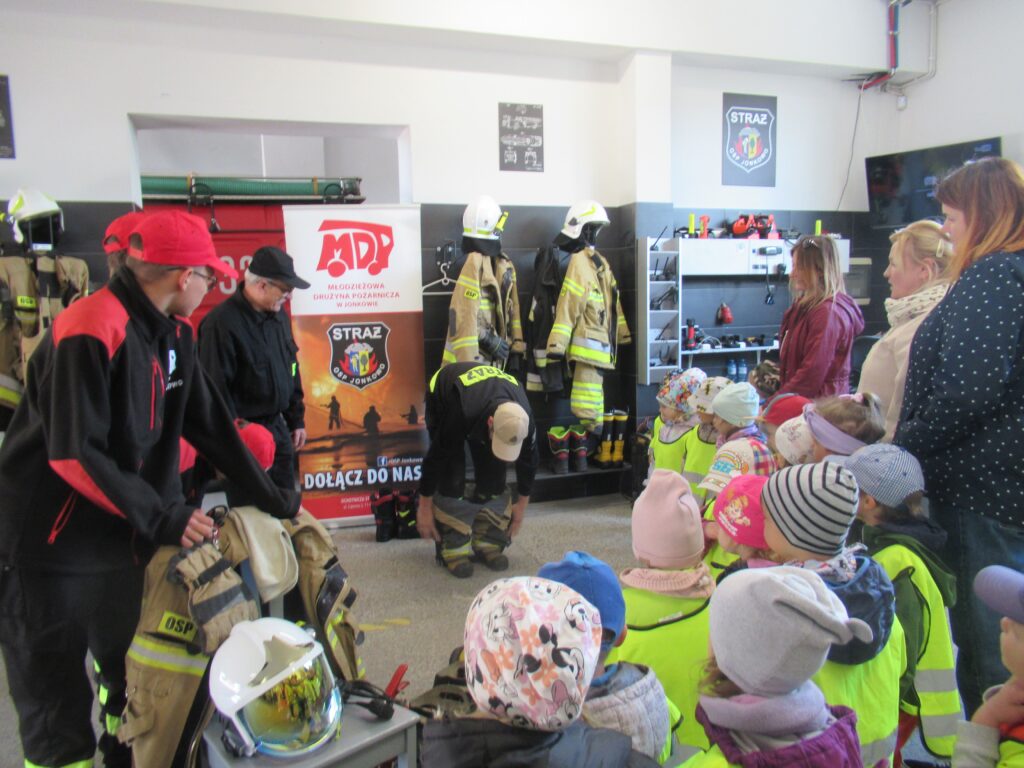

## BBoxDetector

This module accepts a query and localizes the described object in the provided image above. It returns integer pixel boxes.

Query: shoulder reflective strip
[860,730,897,768]
[456,275,479,288]
[919,711,961,739]
[127,635,208,676]
[914,668,958,693]
[562,278,584,297]
[158,610,198,643]
[429,368,442,392]
[442,349,457,363]
[15,295,37,309]
[25,761,93,768]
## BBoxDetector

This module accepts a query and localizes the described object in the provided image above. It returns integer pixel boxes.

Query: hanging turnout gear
[546,245,630,427]
[524,245,568,393]
[441,250,525,369]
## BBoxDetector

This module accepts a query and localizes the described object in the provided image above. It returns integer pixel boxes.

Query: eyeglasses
[191,268,218,290]
[264,279,294,297]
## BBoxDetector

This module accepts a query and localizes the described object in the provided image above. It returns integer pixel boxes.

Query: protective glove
[478,330,510,362]
[505,352,523,376]
[167,541,259,654]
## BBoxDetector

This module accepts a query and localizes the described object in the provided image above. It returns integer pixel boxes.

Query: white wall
[671,64,899,212]
[891,0,1024,164]
[324,136,401,204]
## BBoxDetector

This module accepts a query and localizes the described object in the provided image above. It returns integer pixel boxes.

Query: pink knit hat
[631,469,704,569]
[712,475,769,550]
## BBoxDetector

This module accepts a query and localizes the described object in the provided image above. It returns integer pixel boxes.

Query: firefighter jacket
[119,508,364,768]
[547,247,631,370]
[441,250,525,368]
[0,252,89,410]
[0,268,298,574]
[524,246,568,393]
[198,285,305,431]
[420,362,538,500]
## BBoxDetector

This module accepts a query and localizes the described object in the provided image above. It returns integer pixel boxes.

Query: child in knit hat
[539,551,675,764]
[607,469,717,755]
[954,565,1024,767]
[649,368,707,479]
[698,382,776,502]
[420,576,659,768]
[677,376,731,502]
[805,393,885,461]
[684,567,870,768]
[835,444,959,761]
[708,475,775,568]
[759,461,907,768]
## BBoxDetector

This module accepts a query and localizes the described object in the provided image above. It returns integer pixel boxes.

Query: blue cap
[538,551,625,651]
[829,444,925,508]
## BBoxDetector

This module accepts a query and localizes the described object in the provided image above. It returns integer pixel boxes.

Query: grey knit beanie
[710,566,873,697]
[761,461,859,557]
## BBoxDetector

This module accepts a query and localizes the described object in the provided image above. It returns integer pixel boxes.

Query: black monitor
[865,137,1001,229]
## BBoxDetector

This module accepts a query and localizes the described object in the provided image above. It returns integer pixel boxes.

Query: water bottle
[726,358,738,380]
[736,359,749,382]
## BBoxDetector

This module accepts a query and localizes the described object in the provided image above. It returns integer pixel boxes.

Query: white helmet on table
[209,618,342,758]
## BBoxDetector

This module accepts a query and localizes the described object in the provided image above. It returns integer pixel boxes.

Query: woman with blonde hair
[895,156,1024,715]
[777,235,865,398]
[857,220,952,439]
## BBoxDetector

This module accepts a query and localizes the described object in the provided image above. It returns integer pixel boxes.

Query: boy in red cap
[0,209,299,768]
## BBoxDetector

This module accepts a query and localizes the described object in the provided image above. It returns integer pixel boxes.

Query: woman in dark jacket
[777,235,865,398]
[894,157,1024,715]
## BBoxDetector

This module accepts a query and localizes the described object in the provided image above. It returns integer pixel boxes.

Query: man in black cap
[199,246,311,491]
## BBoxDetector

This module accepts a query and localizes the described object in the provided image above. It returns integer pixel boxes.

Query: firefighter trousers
[0,564,143,768]
[433,487,512,569]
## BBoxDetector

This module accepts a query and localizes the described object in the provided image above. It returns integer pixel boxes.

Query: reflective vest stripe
[567,343,612,365]
[861,730,898,768]
[25,761,94,768]
[562,277,584,297]
[918,711,960,740]
[526,373,543,391]
[441,349,457,364]
[914,667,958,693]
[127,635,207,676]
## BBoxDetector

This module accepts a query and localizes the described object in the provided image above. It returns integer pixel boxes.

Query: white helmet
[560,200,609,241]
[209,618,342,758]
[5,188,63,246]
[462,195,508,240]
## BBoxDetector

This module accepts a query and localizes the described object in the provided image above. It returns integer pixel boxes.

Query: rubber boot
[370,488,396,542]
[394,490,420,539]
[592,413,615,468]
[547,426,570,475]
[611,410,629,468]
[568,425,589,472]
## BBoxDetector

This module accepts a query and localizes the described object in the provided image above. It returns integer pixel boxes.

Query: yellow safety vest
[607,585,712,751]
[814,615,907,768]
[873,543,960,758]
[650,416,687,474]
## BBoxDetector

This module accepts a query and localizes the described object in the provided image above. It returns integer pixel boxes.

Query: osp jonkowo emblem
[328,322,390,390]
[725,105,774,173]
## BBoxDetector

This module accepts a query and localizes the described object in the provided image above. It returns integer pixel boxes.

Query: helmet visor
[239,653,342,756]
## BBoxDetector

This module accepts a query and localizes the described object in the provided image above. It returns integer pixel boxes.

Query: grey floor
[0,492,942,766]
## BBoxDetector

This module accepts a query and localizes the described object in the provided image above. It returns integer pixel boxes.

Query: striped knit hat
[761,462,859,557]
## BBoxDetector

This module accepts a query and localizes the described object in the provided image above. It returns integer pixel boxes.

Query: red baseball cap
[103,211,147,254]
[760,392,812,427]
[237,420,276,470]
[128,210,238,279]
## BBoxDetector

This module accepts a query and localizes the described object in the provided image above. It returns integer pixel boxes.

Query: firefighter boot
[435,536,474,578]
[472,504,511,572]
[611,410,629,468]
[547,426,570,475]
[568,424,589,472]
[370,488,396,542]
[394,490,420,539]
[593,413,615,468]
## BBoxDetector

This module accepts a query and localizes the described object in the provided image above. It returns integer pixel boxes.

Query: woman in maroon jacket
[777,235,864,398]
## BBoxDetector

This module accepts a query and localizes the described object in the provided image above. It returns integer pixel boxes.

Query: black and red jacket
[0,269,298,574]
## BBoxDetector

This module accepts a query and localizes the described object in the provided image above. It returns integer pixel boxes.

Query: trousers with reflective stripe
[874,544,960,757]
[814,615,907,768]
[570,362,605,425]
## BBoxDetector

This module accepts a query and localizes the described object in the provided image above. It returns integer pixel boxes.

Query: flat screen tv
[865,137,1001,229]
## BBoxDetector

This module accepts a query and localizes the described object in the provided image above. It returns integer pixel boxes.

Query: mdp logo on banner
[722,93,777,187]
[329,321,391,390]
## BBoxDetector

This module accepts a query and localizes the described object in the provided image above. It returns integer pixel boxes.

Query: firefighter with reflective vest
[441,195,525,370]
[545,200,631,465]
[416,362,538,578]
[0,189,90,421]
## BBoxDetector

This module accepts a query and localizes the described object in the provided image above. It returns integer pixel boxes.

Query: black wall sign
[499,103,543,172]
[0,76,14,159]
[722,92,777,187]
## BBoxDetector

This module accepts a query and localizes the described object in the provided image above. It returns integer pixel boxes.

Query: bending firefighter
[416,362,538,578]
